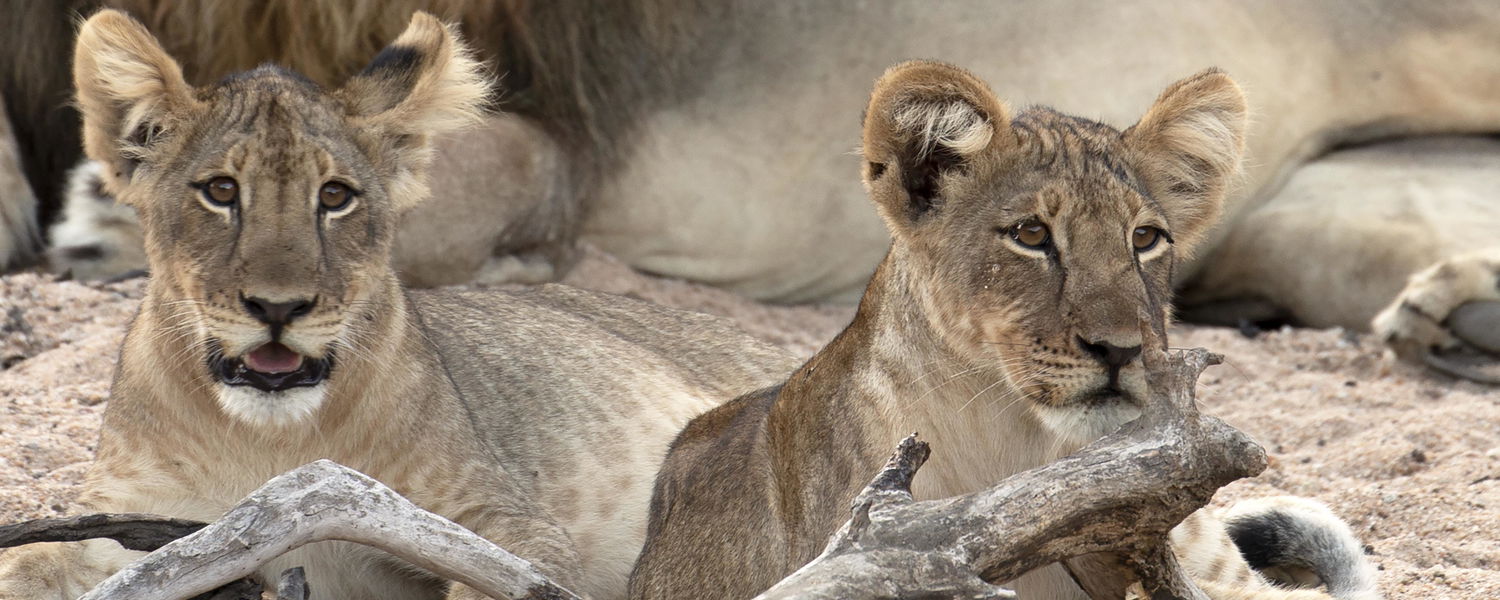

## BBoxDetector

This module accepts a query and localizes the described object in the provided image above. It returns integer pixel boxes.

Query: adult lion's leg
[391,114,580,288]
[0,91,42,271]
[1373,249,1500,383]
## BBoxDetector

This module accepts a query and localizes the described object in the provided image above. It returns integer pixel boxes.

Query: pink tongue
[244,342,304,374]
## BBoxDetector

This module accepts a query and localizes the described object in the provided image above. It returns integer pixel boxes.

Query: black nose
[1077,337,1142,368]
[241,294,316,331]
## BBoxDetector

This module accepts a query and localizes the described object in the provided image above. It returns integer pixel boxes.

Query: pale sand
[2,247,1496,598]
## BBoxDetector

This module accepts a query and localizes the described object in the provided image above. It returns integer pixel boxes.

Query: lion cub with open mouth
[629,62,1379,600]
[0,10,794,600]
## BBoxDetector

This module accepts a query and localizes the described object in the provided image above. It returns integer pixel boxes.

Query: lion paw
[46,160,148,282]
[1372,249,1500,383]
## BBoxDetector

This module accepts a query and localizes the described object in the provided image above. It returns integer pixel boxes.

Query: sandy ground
[1,247,1497,598]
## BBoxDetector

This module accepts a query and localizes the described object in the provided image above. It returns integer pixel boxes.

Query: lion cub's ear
[861,60,1009,236]
[338,12,489,212]
[73,9,197,196]
[1124,69,1247,255]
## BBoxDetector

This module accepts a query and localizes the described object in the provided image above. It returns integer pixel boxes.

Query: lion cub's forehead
[1002,109,1152,218]
[193,67,364,166]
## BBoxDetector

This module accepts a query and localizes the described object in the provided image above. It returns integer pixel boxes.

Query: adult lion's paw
[1373,249,1500,383]
[46,160,148,282]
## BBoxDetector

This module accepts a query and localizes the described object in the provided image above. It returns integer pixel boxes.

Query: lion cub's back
[410,284,796,597]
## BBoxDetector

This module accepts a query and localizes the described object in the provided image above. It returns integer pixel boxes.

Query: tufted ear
[1123,69,1247,255]
[73,9,197,197]
[860,60,1008,236]
[338,12,489,212]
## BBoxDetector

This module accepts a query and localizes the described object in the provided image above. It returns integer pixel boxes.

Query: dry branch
[0,513,270,598]
[0,513,205,552]
[753,336,1266,599]
[78,460,582,600]
[275,567,309,600]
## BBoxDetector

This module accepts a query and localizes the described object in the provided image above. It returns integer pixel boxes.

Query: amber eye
[1011,222,1050,249]
[1132,226,1163,252]
[203,177,238,206]
[319,181,354,211]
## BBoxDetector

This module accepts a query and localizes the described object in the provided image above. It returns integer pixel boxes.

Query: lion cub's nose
[241,294,317,332]
[1077,337,1142,368]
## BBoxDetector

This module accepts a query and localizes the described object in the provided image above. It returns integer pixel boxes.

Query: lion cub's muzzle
[205,293,335,392]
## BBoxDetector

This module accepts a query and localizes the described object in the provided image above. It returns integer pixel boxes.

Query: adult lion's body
[10,1,1500,318]
[0,11,795,600]
[578,0,1500,303]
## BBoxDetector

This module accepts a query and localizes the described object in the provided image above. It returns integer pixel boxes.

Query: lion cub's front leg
[439,509,583,600]
[410,466,585,600]
[1372,248,1500,381]
[0,539,142,599]
[0,461,182,598]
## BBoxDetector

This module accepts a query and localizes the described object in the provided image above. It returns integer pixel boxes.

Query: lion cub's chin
[216,384,327,427]
[1031,399,1144,453]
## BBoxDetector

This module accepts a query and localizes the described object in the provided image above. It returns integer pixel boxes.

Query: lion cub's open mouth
[208,341,334,392]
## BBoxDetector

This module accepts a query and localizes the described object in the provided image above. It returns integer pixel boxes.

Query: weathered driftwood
[0,513,205,552]
[77,460,582,600]
[752,326,1267,599]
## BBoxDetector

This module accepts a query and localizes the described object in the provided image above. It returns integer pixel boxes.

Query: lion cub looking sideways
[0,10,793,600]
[629,62,1379,600]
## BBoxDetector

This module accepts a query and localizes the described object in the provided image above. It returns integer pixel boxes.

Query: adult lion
[5,1,1500,369]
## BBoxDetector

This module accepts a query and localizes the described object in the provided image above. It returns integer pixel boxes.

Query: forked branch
[73,460,581,600]
[753,341,1265,600]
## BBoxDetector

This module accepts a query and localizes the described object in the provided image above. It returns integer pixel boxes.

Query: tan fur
[630,62,1375,600]
[0,10,795,600]
[0,91,40,269]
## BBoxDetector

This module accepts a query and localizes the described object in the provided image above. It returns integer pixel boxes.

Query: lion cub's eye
[319,182,354,211]
[203,177,238,206]
[1132,226,1163,252]
[1010,222,1050,249]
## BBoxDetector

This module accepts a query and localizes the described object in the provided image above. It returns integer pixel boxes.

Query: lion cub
[629,62,1378,600]
[0,10,793,600]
